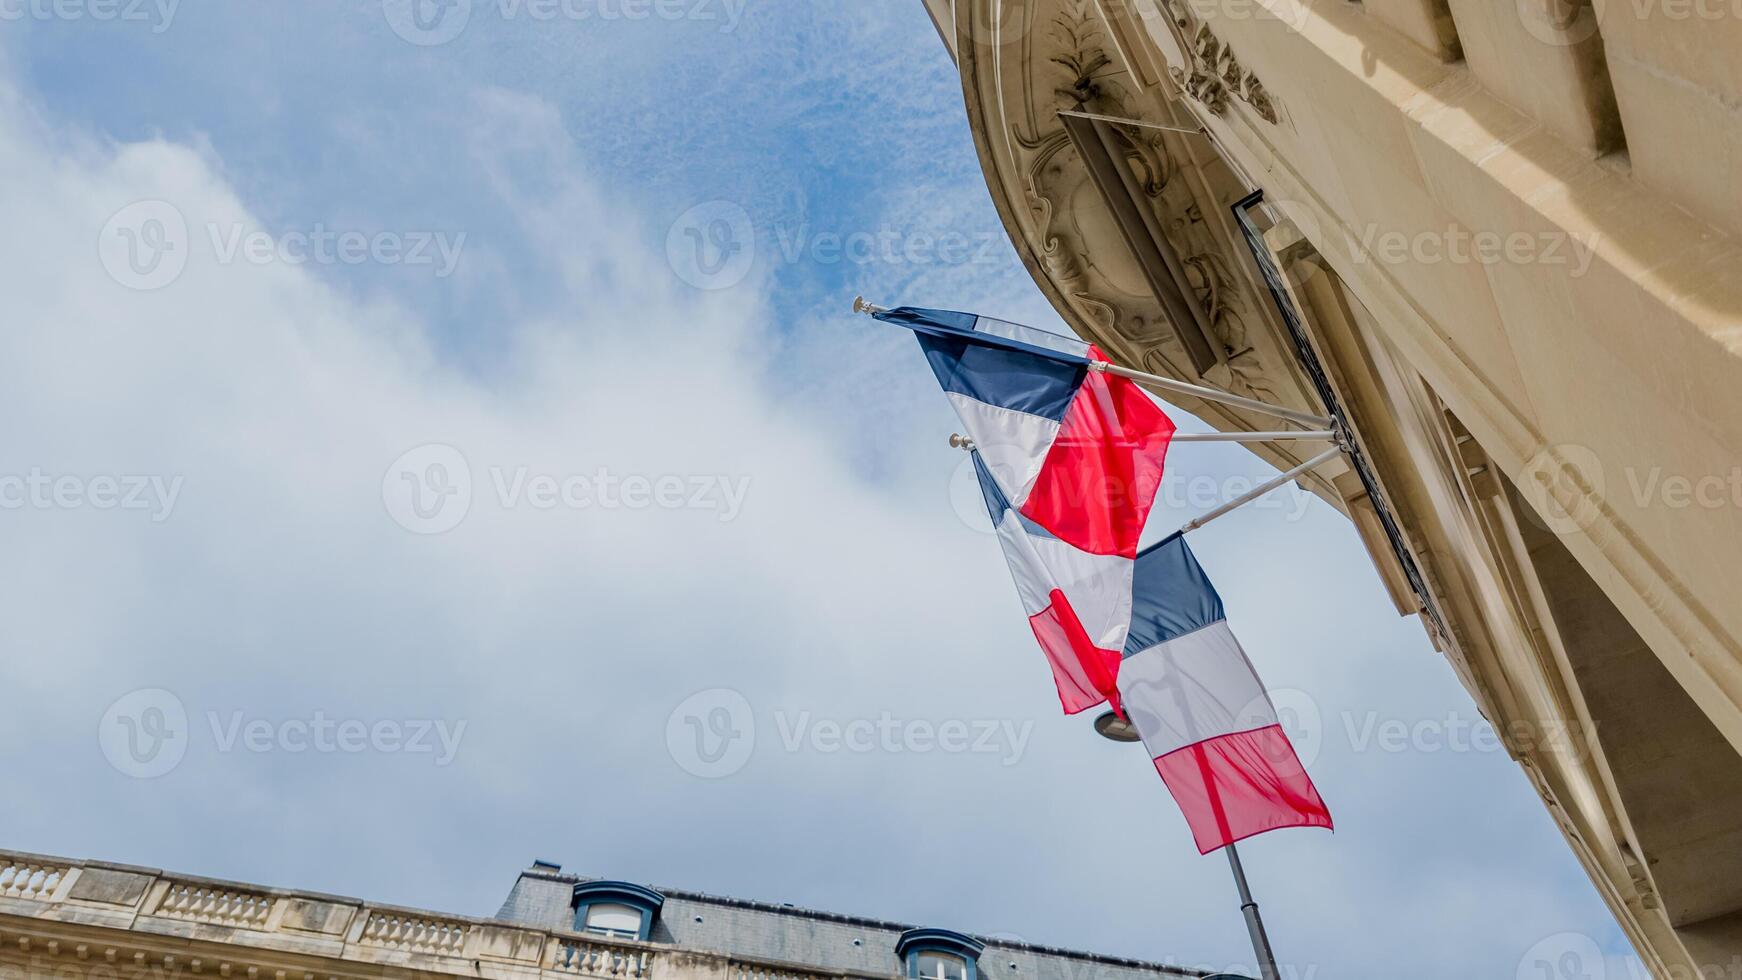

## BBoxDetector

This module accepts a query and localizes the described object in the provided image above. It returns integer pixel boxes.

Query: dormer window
[897,929,984,980]
[570,881,664,942]
[582,902,643,939]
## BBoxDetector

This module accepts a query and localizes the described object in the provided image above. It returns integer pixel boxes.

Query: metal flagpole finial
[852,296,888,316]
[948,433,975,451]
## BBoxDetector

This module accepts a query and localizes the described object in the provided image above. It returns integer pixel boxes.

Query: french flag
[880,306,1175,713]
[877,307,1174,559]
[1119,533,1333,853]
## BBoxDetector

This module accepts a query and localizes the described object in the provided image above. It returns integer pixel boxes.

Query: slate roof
[497,864,1206,980]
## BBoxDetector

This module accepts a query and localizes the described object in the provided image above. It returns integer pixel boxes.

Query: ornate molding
[954,0,1325,470]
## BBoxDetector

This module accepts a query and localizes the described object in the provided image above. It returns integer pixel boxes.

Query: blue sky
[0,3,1638,978]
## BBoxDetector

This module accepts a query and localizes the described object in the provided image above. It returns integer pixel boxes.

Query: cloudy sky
[0,3,1638,978]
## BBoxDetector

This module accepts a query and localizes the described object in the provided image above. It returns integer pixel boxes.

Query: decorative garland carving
[1164,5,1279,125]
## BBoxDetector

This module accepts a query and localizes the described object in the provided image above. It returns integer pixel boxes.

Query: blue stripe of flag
[1121,533,1227,658]
[971,451,1065,542]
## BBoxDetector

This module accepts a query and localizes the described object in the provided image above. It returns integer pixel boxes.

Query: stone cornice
[0,853,882,980]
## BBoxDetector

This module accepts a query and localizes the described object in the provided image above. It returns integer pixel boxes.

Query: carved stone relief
[969,0,1302,408]
[1161,2,1280,125]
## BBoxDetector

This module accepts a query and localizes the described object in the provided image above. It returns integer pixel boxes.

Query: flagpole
[1226,843,1282,980]
[851,297,1334,429]
[1177,446,1342,534]
[1091,362,1331,429]
[1093,716,1288,980]
[1170,430,1334,443]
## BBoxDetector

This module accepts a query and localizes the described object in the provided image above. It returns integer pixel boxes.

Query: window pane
[917,953,966,980]
[584,903,642,937]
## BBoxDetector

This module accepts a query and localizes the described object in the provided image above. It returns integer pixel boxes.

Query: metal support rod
[1178,446,1342,534]
[1057,109,1208,137]
[1226,844,1282,980]
[1096,362,1333,429]
[1170,430,1334,443]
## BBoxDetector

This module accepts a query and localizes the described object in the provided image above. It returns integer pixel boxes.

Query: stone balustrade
[0,860,69,903]
[730,961,835,980]
[550,938,650,978]
[154,882,275,929]
[357,911,469,956]
[0,850,892,980]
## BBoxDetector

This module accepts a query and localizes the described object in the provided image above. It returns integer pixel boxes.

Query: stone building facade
[0,853,1230,980]
[920,0,1742,973]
